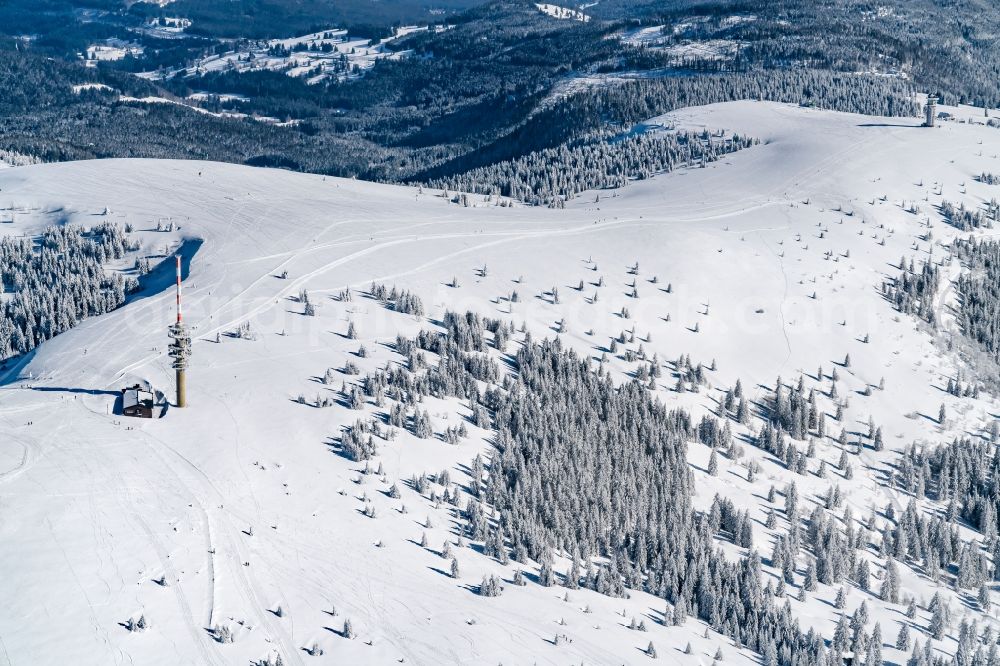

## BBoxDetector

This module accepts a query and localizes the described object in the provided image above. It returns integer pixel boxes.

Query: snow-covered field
[621,24,669,47]
[136,16,193,40]
[72,83,114,94]
[1,100,1000,665]
[85,41,145,63]
[536,3,592,22]
[620,24,740,63]
[141,26,428,86]
[663,38,740,61]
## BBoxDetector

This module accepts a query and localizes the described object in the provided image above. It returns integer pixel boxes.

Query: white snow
[72,83,114,94]
[0,149,42,168]
[663,38,739,61]
[141,27,425,86]
[186,92,251,104]
[2,99,1000,664]
[137,16,193,39]
[117,96,286,125]
[621,25,668,47]
[85,41,144,62]
[536,3,591,22]
[619,25,739,61]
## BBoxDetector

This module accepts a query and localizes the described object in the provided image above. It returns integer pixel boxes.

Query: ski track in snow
[130,499,224,666]
[141,431,306,666]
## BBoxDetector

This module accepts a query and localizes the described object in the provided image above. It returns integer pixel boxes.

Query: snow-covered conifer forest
[6,2,1000,666]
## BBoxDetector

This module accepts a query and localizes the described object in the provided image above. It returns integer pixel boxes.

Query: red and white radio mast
[167,255,191,407]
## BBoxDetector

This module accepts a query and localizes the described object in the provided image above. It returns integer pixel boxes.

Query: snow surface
[72,83,114,94]
[1,100,1000,664]
[141,27,424,87]
[136,17,193,40]
[536,3,592,22]
[85,41,144,63]
[117,96,287,126]
[621,25,668,47]
[619,23,739,62]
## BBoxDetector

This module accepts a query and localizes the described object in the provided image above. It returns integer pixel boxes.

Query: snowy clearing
[536,3,591,22]
[85,41,144,63]
[2,100,1000,664]
[141,26,429,86]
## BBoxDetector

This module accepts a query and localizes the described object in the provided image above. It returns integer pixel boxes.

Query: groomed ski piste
[0,99,998,665]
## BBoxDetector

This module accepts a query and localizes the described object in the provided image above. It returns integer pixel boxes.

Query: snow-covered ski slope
[1,99,999,665]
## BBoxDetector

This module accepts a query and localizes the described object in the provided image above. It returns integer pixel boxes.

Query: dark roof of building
[122,385,154,410]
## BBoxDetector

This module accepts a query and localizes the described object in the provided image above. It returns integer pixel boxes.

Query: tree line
[0,222,138,362]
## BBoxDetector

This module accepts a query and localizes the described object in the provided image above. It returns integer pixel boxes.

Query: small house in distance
[122,385,154,418]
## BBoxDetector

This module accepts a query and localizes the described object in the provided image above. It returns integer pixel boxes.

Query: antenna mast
[925,92,939,128]
[168,256,192,407]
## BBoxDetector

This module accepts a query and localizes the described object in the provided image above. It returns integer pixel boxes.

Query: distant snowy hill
[1,99,1000,665]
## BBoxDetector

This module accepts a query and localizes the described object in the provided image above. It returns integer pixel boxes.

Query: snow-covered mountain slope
[1,99,999,666]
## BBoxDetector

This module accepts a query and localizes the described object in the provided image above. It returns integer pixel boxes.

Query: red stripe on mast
[176,255,183,323]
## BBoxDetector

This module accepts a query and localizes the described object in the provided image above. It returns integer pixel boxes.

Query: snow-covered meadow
[0,99,999,665]
[140,26,430,87]
[536,3,592,22]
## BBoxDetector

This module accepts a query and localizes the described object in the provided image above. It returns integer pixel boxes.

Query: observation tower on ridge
[167,255,191,407]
